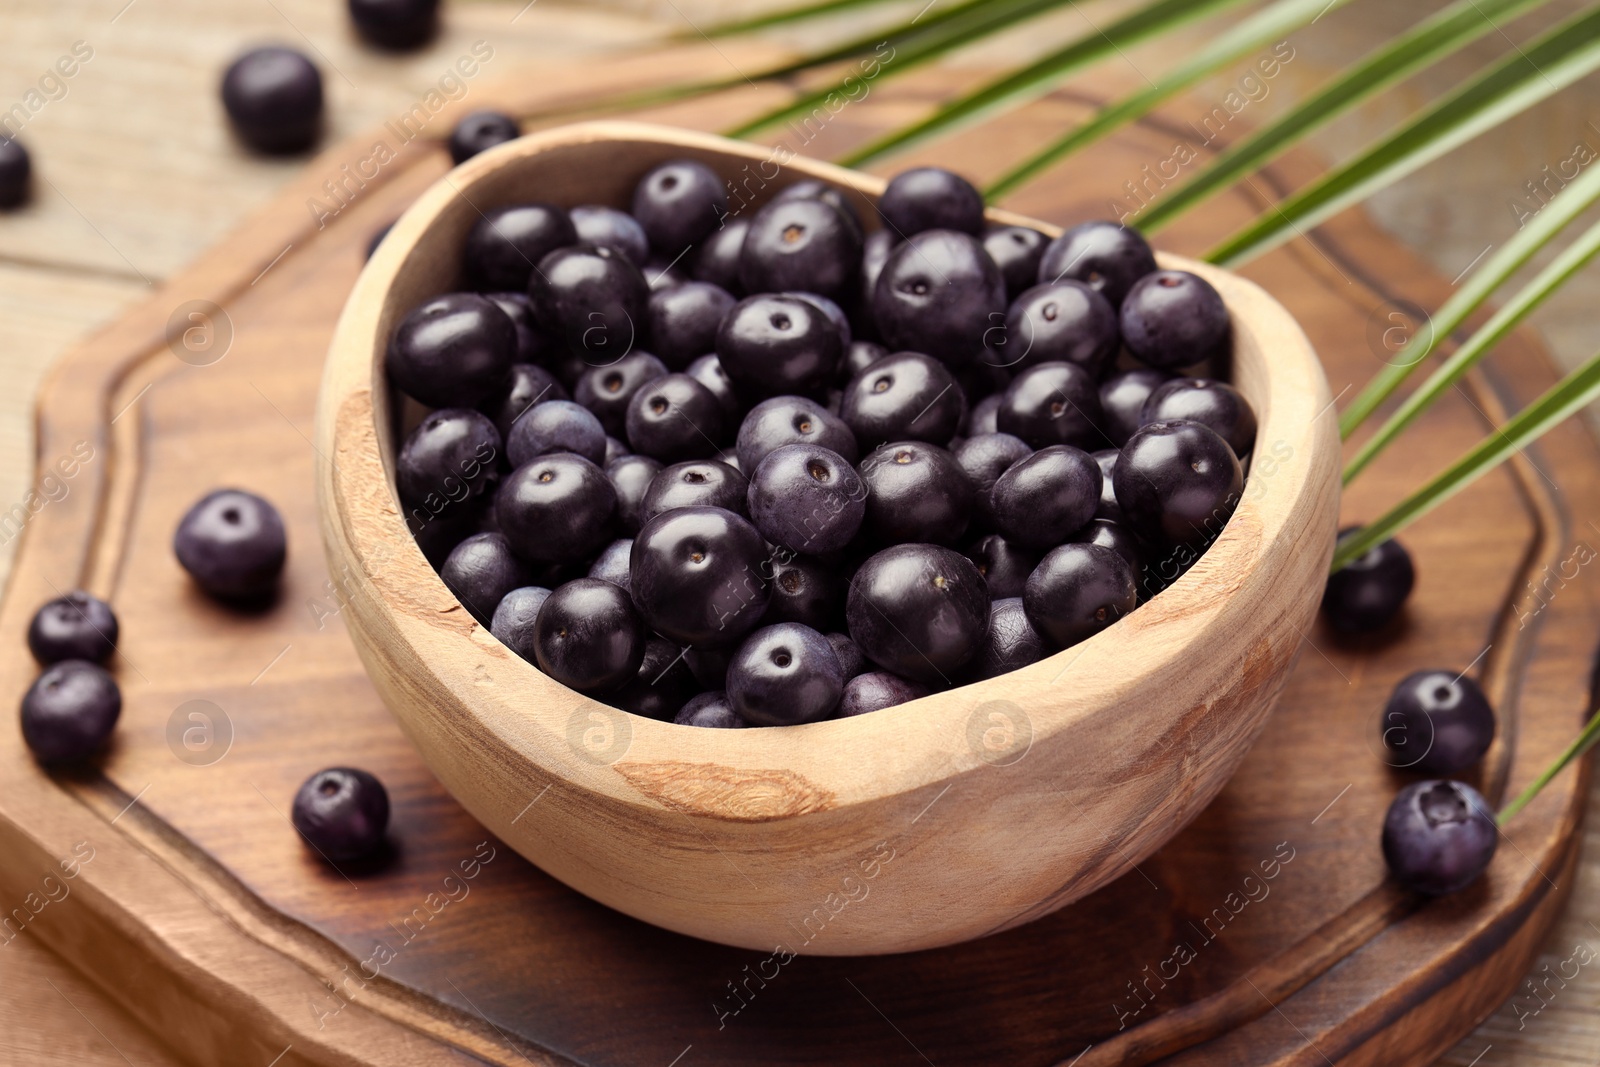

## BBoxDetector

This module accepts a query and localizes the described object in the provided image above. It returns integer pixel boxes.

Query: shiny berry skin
[747,444,865,555]
[1002,281,1119,377]
[1024,542,1136,648]
[966,393,1003,437]
[624,372,726,463]
[736,395,858,470]
[570,204,649,267]
[495,455,616,563]
[878,167,984,238]
[448,109,519,164]
[29,592,118,665]
[506,399,607,468]
[1323,528,1416,634]
[873,230,1006,368]
[483,292,551,363]
[838,671,932,716]
[574,351,668,437]
[397,408,501,515]
[785,291,851,351]
[1143,377,1256,458]
[291,768,390,862]
[220,47,323,154]
[840,351,964,449]
[489,585,552,665]
[859,442,973,546]
[1099,368,1171,448]
[675,690,748,729]
[441,532,533,626]
[1036,221,1157,307]
[728,623,844,726]
[465,204,577,293]
[348,0,439,49]
[773,179,866,237]
[1121,270,1231,370]
[529,245,649,366]
[1382,780,1497,895]
[762,556,845,631]
[632,159,728,256]
[1072,517,1145,584]
[860,228,897,308]
[640,459,749,523]
[842,340,889,383]
[480,363,566,438]
[20,661,121,763]
[827,632,866,679]
[965,533,1042,600]
[0,138,31,208]
[995,361,1103,451]
[533,578,647,693]
[612,638,699,720]
[990,445,1101,550]
[686,353,743,425]
[1114,420,1242,549]
[644,257,688,292]
[1090,449,1123,522]
[630,506,772,646]
[388,293,516,408]
[847,544,989,683]
[174,489,287,601]
[967,597,1049,680]
[984,226,1049,300]
[606,454,663,535]
[1381,670,1496,774]
[716,294,843,402]
[648,282,736,370]
[690,218,750,294]
[588,538,634,593]
[740,198,862,300]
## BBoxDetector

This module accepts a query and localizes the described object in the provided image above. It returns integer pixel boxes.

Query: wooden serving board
[0,46,1594,1067]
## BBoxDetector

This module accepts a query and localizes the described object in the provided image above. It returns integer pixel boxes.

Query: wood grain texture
[0,23,1595,1067]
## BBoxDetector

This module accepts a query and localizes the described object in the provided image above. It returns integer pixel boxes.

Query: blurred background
[3,1,1598,1063]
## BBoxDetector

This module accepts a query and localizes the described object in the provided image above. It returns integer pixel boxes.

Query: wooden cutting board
[0,44,1592,1067]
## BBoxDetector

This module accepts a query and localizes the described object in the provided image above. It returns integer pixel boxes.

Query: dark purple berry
[838,671,932,716]
[648,282,736,370]
[966,393,1003,437]
[625,373,726,462]
[529,245,649,366]
[29,592,118,665]
[441,532,533,626]
[1121,270,1231,370]
[506,399,606,468]
[640,459,749,523]
[762,555,845,631]
[1114,420,1241,549]
[1037,221,1157,307]
[995,361,1103,451]
[967,597,1048,680]
[858,441,973,546]
[965,533,1043,600]
[490,585,552,665]
[630,506,771,646]
[740,198,862,300]
[846,544,989,684]
[174,489,287,602]
[727,623,843,726]
[873,230,1006,368]
[736,395,858,471]
[675,690,747,729]
[747,444,865,555]
[465,204,577,292]
[842,339,889,383]
[772,179,866,237]
[480,363,566,438]
[221,47,323,154]
[20,661,120,763]
[607,454,663,535]
[1323,528,1416,634]
[1001,281,1119,376]
[588,538,634,593]
[690,218,749,294]
[1381,670,1495,774]
[291,768,390,862]
[612,639,699,720]
[859,228,897,310]
[826,632,866,680]
[482,292,551,364]
[0,138,31,208]
[878,167,984,238]
[1090,449,1122,522]
[1023,542,1136,648]
[1142,377,1256,458]
[1382,780,1496,895]
[533,578,647,693]
[573,351,668,438]
[1099,368,1171,448]
[990,445,1101,550]
[1072,518,1145,586]
[348,0,439,49]
[495,454,616,563]
[840,351,964,449]
[387,292,516,408]
[716,294,843,401]
[397,408,501,509]
[570,204,649,267]
[632,159,728,257]
[984,225,1048,300]
[448,110,519,164]
[686,353,743,425]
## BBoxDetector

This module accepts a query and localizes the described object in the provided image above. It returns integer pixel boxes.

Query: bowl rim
[317,119,1337,821]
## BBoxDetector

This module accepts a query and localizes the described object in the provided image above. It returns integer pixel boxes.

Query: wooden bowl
[316,121,1340,955]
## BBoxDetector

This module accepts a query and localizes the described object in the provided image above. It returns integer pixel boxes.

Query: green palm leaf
[981,0,1356,199]
[1499,705,1600,823]
[1330,346,1600,574]
[691,0,907,38]
[1344,214,1600,483]
[1135,0,1557,233]
[1338,160,1600,441]
[725,0,1072,139]
[1207,3,1600,267]
[836,0,1258,169]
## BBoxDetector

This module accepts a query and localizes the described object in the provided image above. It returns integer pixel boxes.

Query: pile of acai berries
[387,162,1254,728]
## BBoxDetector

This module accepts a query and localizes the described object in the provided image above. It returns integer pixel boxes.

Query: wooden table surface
[2,2,1598,1065]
